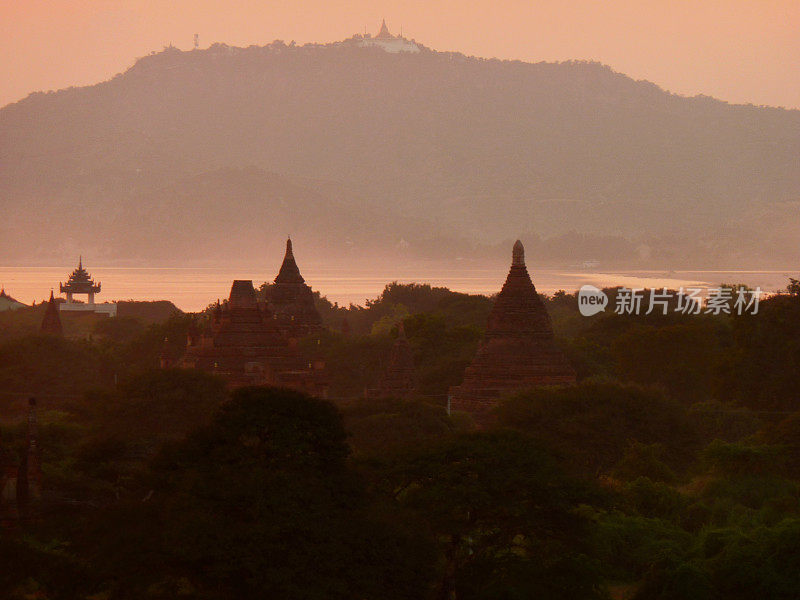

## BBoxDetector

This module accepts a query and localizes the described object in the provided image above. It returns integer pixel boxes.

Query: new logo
[578,284,608,316]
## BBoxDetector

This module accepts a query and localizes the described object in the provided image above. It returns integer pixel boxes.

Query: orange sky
[2,0,799,109]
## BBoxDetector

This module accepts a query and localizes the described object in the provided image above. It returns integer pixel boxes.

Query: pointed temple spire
[375,18,393,39]
[275,237,304,284]
[40,290,63,336]
[512,239,525,266]
[449,240,576,417]
[268,237,323,338]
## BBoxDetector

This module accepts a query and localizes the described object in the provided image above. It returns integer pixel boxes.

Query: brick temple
[179,279,327,395]
[40,290,62,336]
[369,322,417,399]
[266,238,324,340]
[178,239,327,395]
[449,240,576,415]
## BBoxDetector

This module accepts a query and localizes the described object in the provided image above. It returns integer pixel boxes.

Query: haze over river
[1,264,798,312]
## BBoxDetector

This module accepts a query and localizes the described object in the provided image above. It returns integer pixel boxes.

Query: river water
[1,265,797,312]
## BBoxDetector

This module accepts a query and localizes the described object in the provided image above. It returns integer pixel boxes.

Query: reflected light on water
[0,265,796,312]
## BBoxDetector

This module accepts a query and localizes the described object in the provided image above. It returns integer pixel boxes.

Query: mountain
[2,39,799,266]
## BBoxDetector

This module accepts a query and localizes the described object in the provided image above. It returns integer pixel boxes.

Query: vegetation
[2,281,800,598]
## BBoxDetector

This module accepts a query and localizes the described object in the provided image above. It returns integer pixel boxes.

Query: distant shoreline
[1,265,797,312]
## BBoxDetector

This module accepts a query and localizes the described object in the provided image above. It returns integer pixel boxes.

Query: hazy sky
[2,0,799,109]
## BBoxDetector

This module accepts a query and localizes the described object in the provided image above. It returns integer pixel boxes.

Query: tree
[495,381,698,477]
[80,386,434,599]
[387,431,606,600]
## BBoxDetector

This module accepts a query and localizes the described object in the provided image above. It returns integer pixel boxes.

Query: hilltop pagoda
[357,19,420,53]
[449,240,576,416]
[180,280,327,396]
[60,257,101,304]
[266,238,324,339]
[370,322,417,399]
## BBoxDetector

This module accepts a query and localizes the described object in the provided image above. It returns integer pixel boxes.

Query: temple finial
[376,18,392,39]
[512,240,525,266]
[78,255,82,270]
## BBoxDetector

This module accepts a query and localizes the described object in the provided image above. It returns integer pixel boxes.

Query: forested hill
[2,40,799,264]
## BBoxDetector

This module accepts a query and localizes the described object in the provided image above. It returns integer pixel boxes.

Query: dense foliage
[2,281,800,598]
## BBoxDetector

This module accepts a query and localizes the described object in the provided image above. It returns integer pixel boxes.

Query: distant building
[369,321,417,399]
[58,257,116,317]
[180,279,327,397]
[449,240,576,416]
[357,20,420,54]
[40,290,63,336]
[0,288,26,312]
[266,238,324,340]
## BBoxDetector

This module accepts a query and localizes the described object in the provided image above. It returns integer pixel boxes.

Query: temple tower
[449,240,576,416]
[372,321,417,399]
[375,19,392,39]
[60,257,101,304]
[181,280,327,396]
[357,19,420,53]
[40,290,63,336]
[159,338,173,369]
[266,238,323,339]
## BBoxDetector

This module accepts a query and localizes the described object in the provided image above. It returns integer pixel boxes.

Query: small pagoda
[449,240,576,416]
[40,291,63,336]
[60,257,101,304]
[369,321,417,399]
[266,238,324,339]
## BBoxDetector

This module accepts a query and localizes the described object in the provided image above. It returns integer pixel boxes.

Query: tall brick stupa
[449,240,576,415]
[266,238,323,339]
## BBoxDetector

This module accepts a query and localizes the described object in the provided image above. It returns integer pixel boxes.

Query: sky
[1,0,799,110]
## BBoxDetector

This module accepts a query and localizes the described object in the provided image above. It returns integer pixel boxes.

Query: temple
[369,321,417,399]
[40,290,63,336]
[357,20,420,53]
[179,279,327,396]
[60,257,100,303]
[58,258,116,317]
[265,238,324,340]
[0,288,26,312]
[449,240,576,415]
